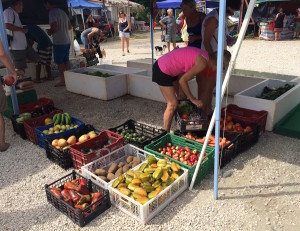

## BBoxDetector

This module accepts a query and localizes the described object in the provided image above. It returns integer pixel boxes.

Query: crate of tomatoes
[45,170,111,227]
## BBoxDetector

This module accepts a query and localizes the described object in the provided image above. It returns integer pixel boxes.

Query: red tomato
[181,113,189,120]
[4,76,15,86]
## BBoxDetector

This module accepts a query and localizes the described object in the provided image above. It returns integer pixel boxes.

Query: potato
[132,161,140,168]
[107,173,115,181]
[115,168,123,177]
[126,155,133,164]
[123,164,130,172]
[108,163,118,174]
[99,176,108,182]
[118,162,125,168]
[133,157,141,164]
[94,168,107,176]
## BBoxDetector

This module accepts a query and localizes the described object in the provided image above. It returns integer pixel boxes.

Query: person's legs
[53,44,69,87]
[45,65,52,80]
[126,37,130,53]
[172,42,176,49]
[166,42,170,52]
[184,41,188,47]
[275,32,278,40]
[120,36,125,55]
[0,88,9,152]
[159,85,178,132]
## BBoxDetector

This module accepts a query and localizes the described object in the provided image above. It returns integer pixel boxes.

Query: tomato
[4,76,15,86]
[181,113,189,120]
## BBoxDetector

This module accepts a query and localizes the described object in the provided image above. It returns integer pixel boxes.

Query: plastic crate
[24,110,63,144]
[36,117,85,149]
[108,119,167,148]
[144,133,214,185]
[175,100,209,132]
[11,115,27,140]
[174,130,239,168]
[6,89,37,108]
[81,144,151,189]
[108,156,188,224]
[70,130,124,169]
[45,170,111,227]
[221,104,268,132]
[19,97,54,114]
[45,125,98,170]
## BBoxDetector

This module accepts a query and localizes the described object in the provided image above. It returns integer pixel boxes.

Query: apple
[67,135,76,145]
[184,147,191,153]
[171,145,176,150]
[172,149,176,154]
[244,126,252,132]
[175,146,179,150]
[183,161,188,165]
[158,148,162,152]
[180,157,184,162]
[52,139,59,146]
[166,143,172,147]
[192,149,198,155]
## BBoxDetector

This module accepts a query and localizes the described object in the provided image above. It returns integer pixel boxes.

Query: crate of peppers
[45,171,111,227]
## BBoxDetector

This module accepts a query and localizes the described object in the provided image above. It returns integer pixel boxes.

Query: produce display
[177,101,201,122]
[42,113,78,135]
[80,138,113,155]
[93,155,142,182]
[111,155,183,205]
[257,84,294,100]
[220,116,252,133]
[49,177,104,214]
[119,129,147,143]
[183,132,231,148]
[84,71,114,78]
[157,143,205,166]
[51,131,97,151]
[15,112,31,124]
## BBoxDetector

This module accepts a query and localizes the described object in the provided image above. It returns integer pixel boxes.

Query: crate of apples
[157,143,206,167]
[221,115,252,133]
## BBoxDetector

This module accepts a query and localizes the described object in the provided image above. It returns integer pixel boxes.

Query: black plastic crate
[108,119,167,148]
[174,130,239,168]
[11,115,27,140]
[175,100,209,132]
[45,170,111,227]
[45,125,99,170]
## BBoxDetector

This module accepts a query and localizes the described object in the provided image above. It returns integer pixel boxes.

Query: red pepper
[91,192,103,210]
[80,178,87,187]
[50,186,62,198]
[69,190,81,204]
[64,181,77,190]
[64,180,90,195]
[78,195,91,205]
[77,184,90,195]
[75,203,89,210]
[61,189,73,207]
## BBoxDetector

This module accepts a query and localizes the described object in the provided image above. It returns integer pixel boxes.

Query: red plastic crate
[69,130,124,169]
[23,110,63,144]
[19,98,54,113]
[221,104,268,132]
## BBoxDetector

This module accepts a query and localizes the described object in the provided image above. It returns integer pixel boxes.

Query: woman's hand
[191,98,203,108]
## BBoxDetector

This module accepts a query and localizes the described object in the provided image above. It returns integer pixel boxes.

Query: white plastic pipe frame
[189,0,257,197]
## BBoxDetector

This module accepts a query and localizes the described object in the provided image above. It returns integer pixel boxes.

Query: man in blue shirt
[26,24,53,82]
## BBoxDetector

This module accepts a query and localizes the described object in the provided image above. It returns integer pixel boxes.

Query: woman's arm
[203,17,218,53]
[124,16,131,31]
[274,13,279,21]
[179,56,207,107]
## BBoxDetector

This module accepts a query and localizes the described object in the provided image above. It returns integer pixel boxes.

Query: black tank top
[275,13,285,28]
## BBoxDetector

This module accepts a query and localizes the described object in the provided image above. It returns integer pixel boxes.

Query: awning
[68,0,103,9]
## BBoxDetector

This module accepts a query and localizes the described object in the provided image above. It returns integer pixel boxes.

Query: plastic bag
[74,39,80,52]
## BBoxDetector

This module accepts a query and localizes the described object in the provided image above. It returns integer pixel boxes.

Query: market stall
[259,22,294,40]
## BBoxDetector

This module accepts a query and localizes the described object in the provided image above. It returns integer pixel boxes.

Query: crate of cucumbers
[36,112,85,149]
[109,119,167,148]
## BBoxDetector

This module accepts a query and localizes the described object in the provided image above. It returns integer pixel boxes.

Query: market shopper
[0,39,17,152]
[152,47,231,132]
[86,14,95,28]
[80,27,106,49]
[159,9,176,52]
[197,0,240,115]
[274,8,286,41]
[4,0,40,77]
[294,8,300,39]
[26,24,53,83]
[118,11,131,56]
[44,0,72,87]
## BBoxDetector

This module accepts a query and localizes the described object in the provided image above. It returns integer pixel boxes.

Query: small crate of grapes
[144,133,214,185]
[69,130,124,169]
[175,100,209,132]
[81,144,151,190]
[45,170,111,227]
[109,119,167,148]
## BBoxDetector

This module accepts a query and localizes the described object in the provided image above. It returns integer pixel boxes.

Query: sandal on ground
[0,143,10,152]
[54,82,65,87]
[127,50,130,53]
[122,53,125,56]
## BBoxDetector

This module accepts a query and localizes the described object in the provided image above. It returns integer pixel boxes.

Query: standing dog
[155,45,167,55]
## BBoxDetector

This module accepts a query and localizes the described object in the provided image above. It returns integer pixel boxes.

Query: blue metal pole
[150,15,154,66]
[214,0,226,200]
[0,1,19,115]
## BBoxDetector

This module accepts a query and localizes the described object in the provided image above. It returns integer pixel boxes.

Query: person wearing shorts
[0,39,17,152]
[274,8,286,41]
[4,0,40,76]
[44,0,72,87]
[294,8,300,39]
[159,9,176,52]
[152,46,231,132]
[26,24,53,82]
[118,10,131,56]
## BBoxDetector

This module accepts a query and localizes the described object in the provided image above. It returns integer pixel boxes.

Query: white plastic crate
[108,157,189,224]
[81,144,151,190]
[90,64,143,74]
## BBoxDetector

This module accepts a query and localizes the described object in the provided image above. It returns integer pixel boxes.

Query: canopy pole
[0,1,19,115]
[189,0,257,193]
[150,15,154,66]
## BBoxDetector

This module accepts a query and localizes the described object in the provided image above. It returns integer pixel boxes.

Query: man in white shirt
[4,0,40,75]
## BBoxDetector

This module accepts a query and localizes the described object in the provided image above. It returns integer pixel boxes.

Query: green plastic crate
[144,133,215,185]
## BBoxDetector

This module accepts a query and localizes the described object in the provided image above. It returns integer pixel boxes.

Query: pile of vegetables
[257,84,294,100]
[119,129,147,143]
[80,139,112,154]
[84,71,114,78]
[50,178,103,212]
